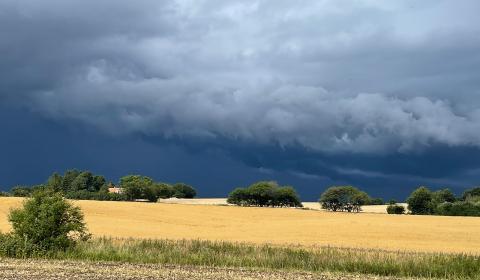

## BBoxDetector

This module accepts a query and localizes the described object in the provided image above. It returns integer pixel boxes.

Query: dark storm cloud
[2,0,480,191]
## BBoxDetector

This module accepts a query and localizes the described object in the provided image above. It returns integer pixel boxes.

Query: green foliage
[432,188,456,204]
[462,187,480,201]
[151,183,175,199]
[405,187,480,216]
[47,172,63,192]
[319,186,371,212]
[227,188,249,205]
[1,189,90,257]
[227,181,302,207]
[406,186,434,215]
[64,190,127,201]
[274,186,303,207]
[10,186,32,197]
[0,191,10,197]
[172,183,197,198]
[120,175,155,201]
[62,169,81,192]
[20,170,197,203]
[368,198,384,205]
[435,201,480,217]
[386,204,405,214]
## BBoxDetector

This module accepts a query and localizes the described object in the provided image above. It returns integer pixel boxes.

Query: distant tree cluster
[6,169,197,203]
[407,186,480,216]
[120,175,196,202]
[318,186,372,212]
[227,181,303,207]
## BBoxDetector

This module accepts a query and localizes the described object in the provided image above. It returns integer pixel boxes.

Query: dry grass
[0,258,415,280]
[1,197,479,254]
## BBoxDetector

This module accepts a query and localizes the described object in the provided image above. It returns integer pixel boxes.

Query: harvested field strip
[40,238,480,279]
[0,258,417,280]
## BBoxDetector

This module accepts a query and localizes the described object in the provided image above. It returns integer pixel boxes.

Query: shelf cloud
[2,0,480,196]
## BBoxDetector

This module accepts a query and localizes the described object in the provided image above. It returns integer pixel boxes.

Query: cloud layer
[2,0,480,157]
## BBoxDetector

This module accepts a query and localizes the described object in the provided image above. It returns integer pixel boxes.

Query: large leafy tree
[319,186,371,212]
[406,186,434,215]
[120,175,155,201]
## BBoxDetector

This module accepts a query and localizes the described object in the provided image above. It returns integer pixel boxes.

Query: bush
[387,204,405,214]
[227,181,302,207]
[406,187,434,215]
[1,189,90,257]
[319,186,370,212]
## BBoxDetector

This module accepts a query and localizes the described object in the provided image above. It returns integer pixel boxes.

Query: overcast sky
[1,0,480,199]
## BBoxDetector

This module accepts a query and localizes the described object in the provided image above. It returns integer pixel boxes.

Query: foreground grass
[35,238,479,279]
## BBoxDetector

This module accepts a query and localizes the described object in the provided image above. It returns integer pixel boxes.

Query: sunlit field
[1,197,479,254]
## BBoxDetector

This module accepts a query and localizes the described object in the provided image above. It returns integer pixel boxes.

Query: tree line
[3,169,197,202]
[3,170,480,217]
[406,186,480,216]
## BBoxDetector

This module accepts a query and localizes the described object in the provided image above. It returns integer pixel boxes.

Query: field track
[0,258,417,280]
[1,197,479,254]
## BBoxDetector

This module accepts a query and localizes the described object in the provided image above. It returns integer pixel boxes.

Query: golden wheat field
[1,197,479,254]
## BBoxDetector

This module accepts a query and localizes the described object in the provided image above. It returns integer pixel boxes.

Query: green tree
[319,186,371,212]
[61,169,81,192]
[152,183,175,199]
[247,181,277,206]
[10,186,32,197]
[432,188,456,204]
[462,187,480,201]
[47,172,63,193]
[8,189,90,253]
[274,186,303,207]
[227,188,250,205]
[91,175,106,192]
[369,198,384,205]
[69,172,94,192]
[406,187,434,215]
[120,175,155,201]
[172,183,197,199]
